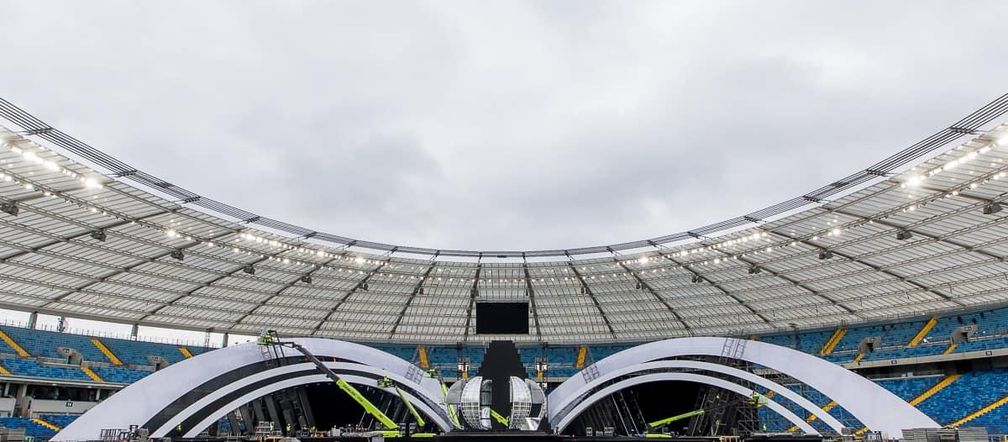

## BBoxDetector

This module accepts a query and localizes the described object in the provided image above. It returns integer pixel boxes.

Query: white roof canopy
[1,95,1008,344]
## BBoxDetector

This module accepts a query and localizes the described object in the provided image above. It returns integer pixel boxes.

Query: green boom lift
[649,409,705,429]
[257,331,424,435]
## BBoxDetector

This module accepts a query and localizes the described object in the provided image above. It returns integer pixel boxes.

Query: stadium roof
[1,95,1008,344]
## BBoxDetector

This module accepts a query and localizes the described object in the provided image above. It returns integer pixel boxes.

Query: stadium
[0,88,1007,442]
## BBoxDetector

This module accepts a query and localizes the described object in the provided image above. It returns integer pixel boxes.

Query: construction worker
[257,330,273,346]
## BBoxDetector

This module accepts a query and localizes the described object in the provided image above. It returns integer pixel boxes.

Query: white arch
[549,337,936,437]
[56,339,450,441]
[554,360,845,432]
[554,372,818,435]
[183,373,445,438]
[153,362,452,436]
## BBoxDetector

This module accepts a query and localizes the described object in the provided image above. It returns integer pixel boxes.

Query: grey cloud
[1,0,1007,251]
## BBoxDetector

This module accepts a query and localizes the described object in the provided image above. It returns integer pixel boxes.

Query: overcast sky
[1,1,1007,254]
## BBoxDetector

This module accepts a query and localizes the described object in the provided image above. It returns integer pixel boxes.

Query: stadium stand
[0,326,107,363]
[39,415,76,429]
[0,309,1004,438]
[89,365,151,384]
[0,417,59,439]
[0,358,91,382]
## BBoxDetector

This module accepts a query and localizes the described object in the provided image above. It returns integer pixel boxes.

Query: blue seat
[40,414,79,429]
[0,358,91,382]
[91,365,152,383]
[0,325,106,362]
[0,417,57,439]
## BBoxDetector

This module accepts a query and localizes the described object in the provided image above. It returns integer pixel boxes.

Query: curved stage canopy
[53,338,453,441]
[547,337,938,436]
[55,337,936,439]
[1,96,1008,343]
[553,372,819,435]
[551,359,845,432]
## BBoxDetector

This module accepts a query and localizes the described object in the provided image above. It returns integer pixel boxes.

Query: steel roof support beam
[825,206,1005,262]
[388,259,438,338]
[522,255,543,342]
[311,260,389,336]
[0,207,180,262]
[1,186,91,204]
[920,184,999,203]
[3,93,1005,259]
[229,256,339,332]
[657,245,772,326]
[40,229,236,311]
[707,247,856,315]
[722,180,1008,286]
[611,257,694,336]
[676,186,1008,300]
[765,231,965,306]
[136,242,277,322]
[462,261,482,342]
[565,259,617,339]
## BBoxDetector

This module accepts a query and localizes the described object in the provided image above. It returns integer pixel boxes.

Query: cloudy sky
[1,1,1007,254]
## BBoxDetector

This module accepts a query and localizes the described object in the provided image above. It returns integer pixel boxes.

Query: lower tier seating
[0,417,58,439]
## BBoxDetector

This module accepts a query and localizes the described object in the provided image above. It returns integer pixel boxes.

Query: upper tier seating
[91,365,151,384]
[0,358,90,382]
[367,345,416,362]
[0,324,212,369]
[758,305,1008,363]
[0,325,107,362]
[101,338,183,366]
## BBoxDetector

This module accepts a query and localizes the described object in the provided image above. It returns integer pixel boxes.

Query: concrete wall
[29,399,96,415]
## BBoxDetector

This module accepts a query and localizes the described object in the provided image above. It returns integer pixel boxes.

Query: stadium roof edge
[3,94,1008,260]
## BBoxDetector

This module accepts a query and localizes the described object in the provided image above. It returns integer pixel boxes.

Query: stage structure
[53,338,454,441]
[444,341,548,431]
[54,336,940,440]
[547,337,939,436]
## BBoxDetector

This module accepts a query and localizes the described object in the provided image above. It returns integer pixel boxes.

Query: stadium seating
[0,326,107,362]
[0,417,58,439]
[873,376,937,401]
[757,305,1008,364]
[0,324,212,369]
[367,345,416,362]
[100,338,183,366]
[586,344,634,362]
[916,368,1008,433]
[90,365,151,384]
[0,307,1004,437]
[0,358,91,382]
[39,414,78,429]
